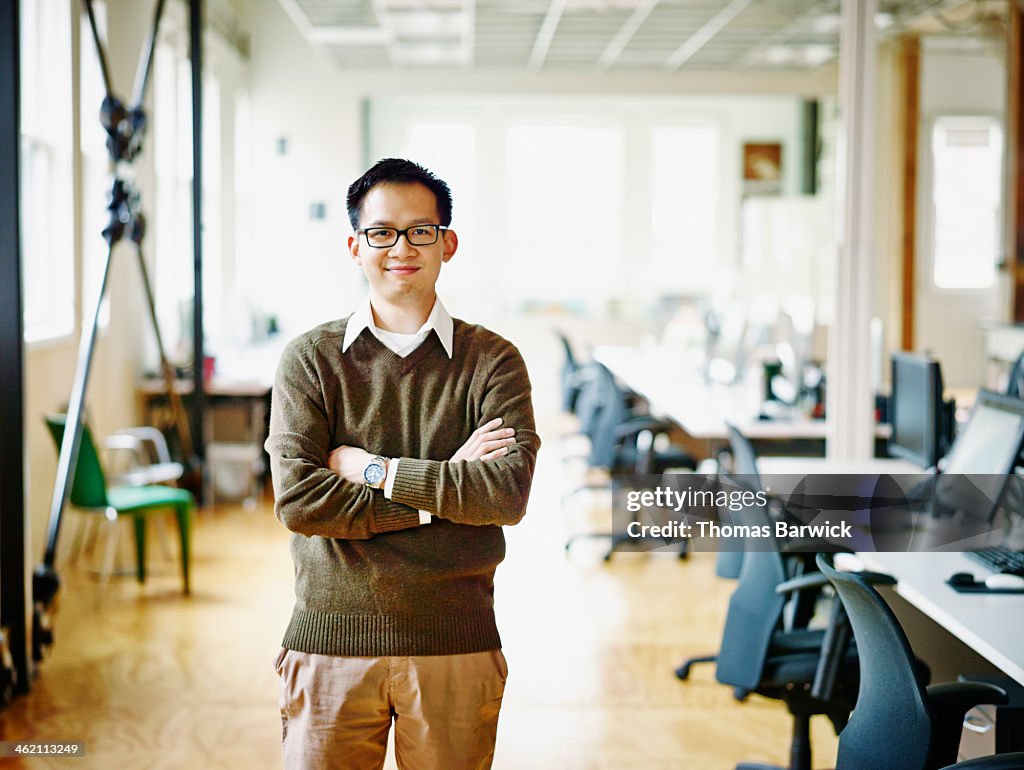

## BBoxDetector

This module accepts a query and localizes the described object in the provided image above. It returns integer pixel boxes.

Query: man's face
[347,182,457,307]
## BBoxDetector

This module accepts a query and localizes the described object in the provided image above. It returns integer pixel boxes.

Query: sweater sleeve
[265,337,422,539]
[389,341,541,526]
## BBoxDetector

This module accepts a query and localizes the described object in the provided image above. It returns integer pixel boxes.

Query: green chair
[45,415,193,594]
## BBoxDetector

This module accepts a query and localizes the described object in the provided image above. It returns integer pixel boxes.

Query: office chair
[45,415,194,594]
[676,424,814,684]
[712,494,859,770]
[815,553,1024,770]
[563,363,697,559]
[1005,350,1024,401]
[555,329,591,414]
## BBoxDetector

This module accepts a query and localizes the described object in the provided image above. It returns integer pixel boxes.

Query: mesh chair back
[714,497,787,691]
[556,330,581,412]
[817,554,932,770]
[588,363,631,469]
[1007,351,1024,401]
[45,415,110,508]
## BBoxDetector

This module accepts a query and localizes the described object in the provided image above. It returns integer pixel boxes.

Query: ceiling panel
[285,0,989,71]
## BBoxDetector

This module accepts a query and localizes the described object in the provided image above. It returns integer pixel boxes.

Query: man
[266,158,540,770]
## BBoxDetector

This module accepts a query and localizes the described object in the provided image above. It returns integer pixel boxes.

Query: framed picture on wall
[742,142,782,196]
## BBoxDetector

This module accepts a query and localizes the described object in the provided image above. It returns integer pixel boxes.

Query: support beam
[190,0,206,493]
[799,99,819,195]
[0,0,31,697]
[597,0,659,71]
[900,36,920,350]
[663,0,752,71]
[528,0,566,72]
[827,0,877,460]
[1008,2,1024,322]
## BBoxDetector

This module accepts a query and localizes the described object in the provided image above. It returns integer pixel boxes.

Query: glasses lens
[407,225,439,246]
[365,228,396,247]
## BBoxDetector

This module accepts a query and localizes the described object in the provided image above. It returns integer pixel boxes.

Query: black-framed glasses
[358,224,447,248]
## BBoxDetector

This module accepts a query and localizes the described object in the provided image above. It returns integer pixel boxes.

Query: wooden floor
[1,411,841,769]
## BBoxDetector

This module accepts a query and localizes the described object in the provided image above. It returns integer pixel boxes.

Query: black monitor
[888,352,949,469]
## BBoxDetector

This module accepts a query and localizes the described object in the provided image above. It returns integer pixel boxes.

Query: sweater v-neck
[351,325,449,374]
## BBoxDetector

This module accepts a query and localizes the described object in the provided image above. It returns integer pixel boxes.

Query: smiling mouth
[387,266,419,274]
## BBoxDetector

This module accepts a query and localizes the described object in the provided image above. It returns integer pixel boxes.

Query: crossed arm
[266,339,540,540]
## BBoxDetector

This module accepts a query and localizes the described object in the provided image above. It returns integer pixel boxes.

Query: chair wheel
[675,664,693,680]
[733,687,749,702]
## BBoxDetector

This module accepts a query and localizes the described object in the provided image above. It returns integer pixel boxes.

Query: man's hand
[450,418,516,463]
[328,445,377,485]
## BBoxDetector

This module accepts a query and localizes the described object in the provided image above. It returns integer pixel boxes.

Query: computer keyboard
[966,546,1024,577]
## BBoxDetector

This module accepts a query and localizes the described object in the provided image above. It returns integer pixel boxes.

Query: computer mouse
[948,572,977,587]
[983,572,1024,590]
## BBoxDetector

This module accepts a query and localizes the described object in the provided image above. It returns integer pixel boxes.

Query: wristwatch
[362,455,389,489]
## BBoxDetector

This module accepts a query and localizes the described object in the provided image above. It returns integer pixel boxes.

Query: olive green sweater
[265,317,540,657]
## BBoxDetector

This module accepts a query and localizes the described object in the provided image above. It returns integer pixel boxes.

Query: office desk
[593,345,891,448]
[139,377,272,504]
[138,377,272,443]
[859,551,1024,686]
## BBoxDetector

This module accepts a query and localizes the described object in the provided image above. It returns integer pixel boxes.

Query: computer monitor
[888,353,949,469]
[928,390,1024,523]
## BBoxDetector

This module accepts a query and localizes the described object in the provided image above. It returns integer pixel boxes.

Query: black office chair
[815,553,1024,770]
[564,363,697,559]
[712,496,859,770]
[676,424,815,684]
[555,329,591,414]
[1005,350,1024,402]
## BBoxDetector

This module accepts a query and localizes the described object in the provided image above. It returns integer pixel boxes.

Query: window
[80,0,110,329]
[400,123,477,306]
[651,125,719,282]
[21,0,74,343]
[153,33,195,363]
[505,124,622,303]
[930,116,1002,290]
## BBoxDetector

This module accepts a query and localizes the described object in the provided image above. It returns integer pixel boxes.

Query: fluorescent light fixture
[309,26,393,45]
[810,12,841,35]
[390,10,465,39]
[762,43,835,66]
[380,0,464,9]
[392,42,468,65]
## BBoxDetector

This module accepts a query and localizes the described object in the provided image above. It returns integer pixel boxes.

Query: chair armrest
[941,755,1024,770]
[115,426,172,463]
[781,539,855,554]
[612,417,671,444]
[927,681,1010,768]
[927,681,1009,711]
[775,572,831,595]
[103,434,150,468]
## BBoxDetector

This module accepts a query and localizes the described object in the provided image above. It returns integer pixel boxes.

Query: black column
[190,0,206,492]
[0,0,31,697]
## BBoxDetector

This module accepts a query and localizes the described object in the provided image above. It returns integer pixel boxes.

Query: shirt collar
[342,295,454,358]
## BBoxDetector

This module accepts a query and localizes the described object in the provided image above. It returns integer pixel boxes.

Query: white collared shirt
[342,295,454,524]
[342,295,454,359]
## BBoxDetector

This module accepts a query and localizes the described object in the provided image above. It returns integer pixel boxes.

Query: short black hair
[346,158,453,230]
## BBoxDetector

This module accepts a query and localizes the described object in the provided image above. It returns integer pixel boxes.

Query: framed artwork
[742,142,783,196]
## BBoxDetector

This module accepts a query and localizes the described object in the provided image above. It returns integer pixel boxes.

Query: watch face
[364,461,386,485]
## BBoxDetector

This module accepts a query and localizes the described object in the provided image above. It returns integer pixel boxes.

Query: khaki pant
[274,647,508,770]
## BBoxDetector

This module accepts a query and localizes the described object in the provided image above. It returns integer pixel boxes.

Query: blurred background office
[3,0,1024,768]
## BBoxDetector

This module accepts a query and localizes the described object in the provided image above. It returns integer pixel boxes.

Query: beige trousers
[274,647,508,770]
